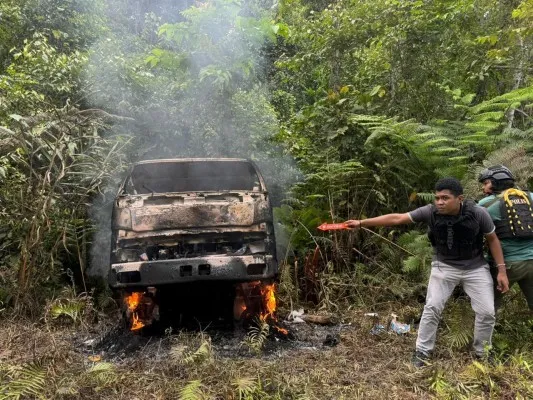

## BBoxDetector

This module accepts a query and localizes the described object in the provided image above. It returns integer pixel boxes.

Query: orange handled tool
[317,222,350,231]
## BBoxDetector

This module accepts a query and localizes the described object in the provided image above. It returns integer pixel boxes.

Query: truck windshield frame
[124,160,262,194]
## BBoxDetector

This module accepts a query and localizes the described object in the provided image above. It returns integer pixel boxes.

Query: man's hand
[344,220,362,229]
[496,271,509,293]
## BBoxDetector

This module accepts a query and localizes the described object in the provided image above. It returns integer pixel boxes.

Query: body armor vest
[483,189,533,239]
[428,200,484,261]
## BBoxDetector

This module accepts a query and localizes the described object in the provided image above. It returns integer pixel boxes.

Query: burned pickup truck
[108,158,278,329]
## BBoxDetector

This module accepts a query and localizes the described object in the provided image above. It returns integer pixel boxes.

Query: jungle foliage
[1,0,533,398]
[0,0,532,332]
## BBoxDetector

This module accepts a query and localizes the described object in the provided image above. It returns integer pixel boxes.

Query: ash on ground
[74,318,356,364]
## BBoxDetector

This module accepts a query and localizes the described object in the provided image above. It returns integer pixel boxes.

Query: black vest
[483,189,533,239]
[428,200,484,261]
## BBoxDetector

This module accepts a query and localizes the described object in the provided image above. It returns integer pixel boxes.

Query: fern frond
[421,138,452,147]
[456,133,489,143]
[469,101,511,114]
[443,299,474,350]
[232,376,258,396]
[49,300,85,322]
[447,156,469,162]
[429,147,460,154]
[472,111,505,121]
[241,319,270,354]
[464,120,502,131]
[428,368,453,396]
[182,339,213,365]
[85,361,117,387]
[445,327,472,349]
[0,361,47,400]
[414,192,434,203]
[170,344,188,363]
[87,362,114,373]
[179,380,208,400]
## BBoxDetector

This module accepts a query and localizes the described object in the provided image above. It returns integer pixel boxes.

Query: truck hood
[113,191,271,233]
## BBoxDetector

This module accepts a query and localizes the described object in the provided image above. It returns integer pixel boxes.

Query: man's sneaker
[474,352,496,365]
[411,350,431,368]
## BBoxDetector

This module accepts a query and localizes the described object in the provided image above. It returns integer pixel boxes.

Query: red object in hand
[317,222,349,231]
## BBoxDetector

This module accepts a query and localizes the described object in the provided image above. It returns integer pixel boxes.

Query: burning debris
[122,281,288,337]
[259,283,289,335]
[124,281,293,346]
[125,292,144,331]
[82,311,351,365]
[232,281,289,337]
[124,289,159,331]
[84,281,352,363]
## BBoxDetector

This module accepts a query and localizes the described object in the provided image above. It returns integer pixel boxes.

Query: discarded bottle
[365,312,384,335]
[370,324,386,335]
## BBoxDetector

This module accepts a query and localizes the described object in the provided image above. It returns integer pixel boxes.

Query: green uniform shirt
[478,192,533,262]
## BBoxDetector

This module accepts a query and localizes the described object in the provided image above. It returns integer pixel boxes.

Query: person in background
[344,177,509,367]
[478,165,533,313]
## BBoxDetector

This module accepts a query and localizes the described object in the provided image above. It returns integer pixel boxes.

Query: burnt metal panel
[129,202,256,231]
[109,255,277,288]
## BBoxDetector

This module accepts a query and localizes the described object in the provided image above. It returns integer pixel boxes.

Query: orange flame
[274,326,289,335]
[131,313,144,331]
[259,284,276,321]
[125,292,145,331]
[259,284,288,335]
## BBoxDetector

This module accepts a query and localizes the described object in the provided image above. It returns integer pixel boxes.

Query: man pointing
[344,177,509,366]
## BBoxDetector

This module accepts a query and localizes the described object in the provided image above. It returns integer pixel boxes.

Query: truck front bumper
[108,255,277,288]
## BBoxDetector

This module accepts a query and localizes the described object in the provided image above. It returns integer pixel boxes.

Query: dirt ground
[1,308,506,400]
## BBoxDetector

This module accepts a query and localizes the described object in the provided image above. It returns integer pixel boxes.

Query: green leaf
[370,85,382,96]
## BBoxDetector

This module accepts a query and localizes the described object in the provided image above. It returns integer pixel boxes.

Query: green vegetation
[1,0,533,398]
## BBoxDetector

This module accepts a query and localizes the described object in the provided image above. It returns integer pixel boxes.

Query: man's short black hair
[434,177,463,197]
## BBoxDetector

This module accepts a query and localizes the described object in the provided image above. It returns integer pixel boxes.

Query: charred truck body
[108,159,278,327]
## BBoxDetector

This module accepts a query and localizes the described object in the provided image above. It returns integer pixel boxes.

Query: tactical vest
[482,189,533,239]
[428,200,484,261]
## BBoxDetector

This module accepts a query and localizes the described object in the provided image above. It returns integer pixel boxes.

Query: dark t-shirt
[408,204,495,269]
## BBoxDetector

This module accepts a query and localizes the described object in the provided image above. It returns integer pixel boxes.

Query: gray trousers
[416,262,495,356]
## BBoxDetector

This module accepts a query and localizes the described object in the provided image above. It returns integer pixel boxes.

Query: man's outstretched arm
[344,213,413,229]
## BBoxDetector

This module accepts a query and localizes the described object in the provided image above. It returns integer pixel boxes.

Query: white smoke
[85,0,298,276]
